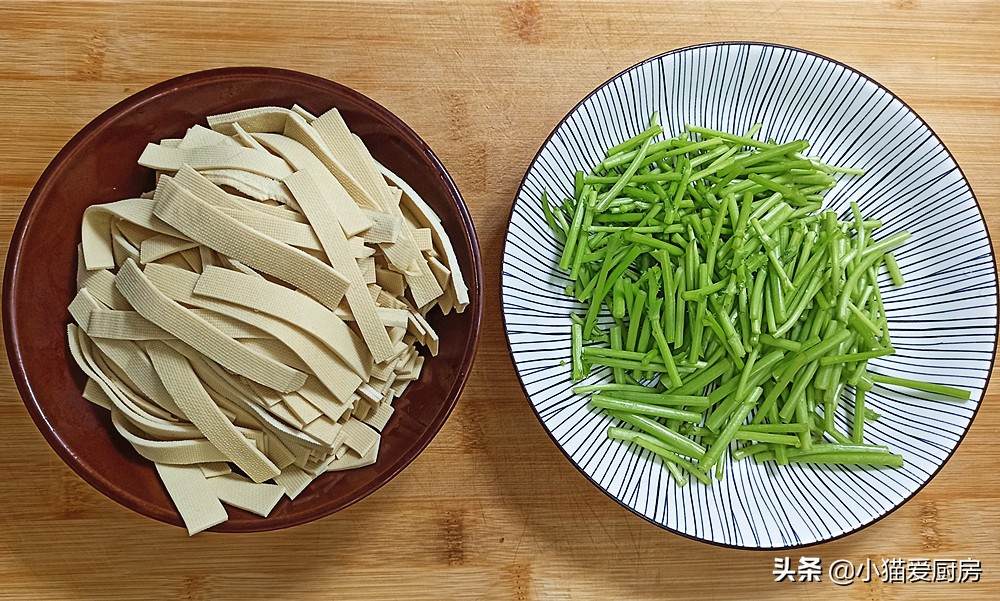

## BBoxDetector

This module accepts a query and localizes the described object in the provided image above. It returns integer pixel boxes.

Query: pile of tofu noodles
[67,105,469,534]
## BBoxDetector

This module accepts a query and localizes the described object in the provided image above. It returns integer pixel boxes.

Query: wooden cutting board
[0,1,997,599]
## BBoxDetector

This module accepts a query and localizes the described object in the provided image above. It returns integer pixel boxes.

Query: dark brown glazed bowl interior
[2,67,482,532]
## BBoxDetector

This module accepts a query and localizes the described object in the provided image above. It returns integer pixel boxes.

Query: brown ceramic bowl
[2,67,482,532]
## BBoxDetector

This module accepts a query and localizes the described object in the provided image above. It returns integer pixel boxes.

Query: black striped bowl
[501,42,997,548]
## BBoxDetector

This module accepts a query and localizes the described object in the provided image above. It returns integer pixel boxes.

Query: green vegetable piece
[869,373,970,400]
[883,253,905,287]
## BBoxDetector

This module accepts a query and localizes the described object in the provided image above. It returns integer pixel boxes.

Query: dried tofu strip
[68,287,108,331]
[356,382,382,405]
[293,446,316,469]
[239,339,311,374]
[217,206,321,251]
[266,401,304,429]
[246,379,286,409]
[377,289,407,311]
[301,416,342,447]
[173,166,304,222]
[370,372,397,397]
[284,392,323,425]
[272,464,313,500]
[112,409,228,465]
[91,366,196,442]
[304,453,331,476]
[216,255,263,279]
[116,220,157,248]
[261,435,297,471]
[394,365,422,384]
[328,429,349,454]
[84,333,182,419]
[351,398,372,421]
[229,122,267,152]
[402,301,440,356]
[111,223,141,266]
[252,132,371,236]
[349,237,371,258]
[114,259,306,393]
[359,256,376,284]
[399,201,425,232]
[237,426,266,452]
[309,120,442,305]
[155,463,229,535]
[192,266,372,376]
[371,239,439,308]
[375,268,406,298]
[69,325,191,432]
[144,263,363,403]
[207,473,284,517]
[199,169,295,206]
[312,109,395,207]
[166,347,305,463]
[340,418,380,456]
[201,380,278,436]
[178,247,202,272]
[85,352,203,441]
[91,334,184,420]
[82,378,113,410]
[200,462,232,478]
[325,438,379,472]
[82,199,182,270]
[360,209,402,244]
[199,246,215,269]
[207,106,295,135]
[388,330,409,354]
[334,305,409,329]
[389,380,411,399]
[208,107,378,208]
[176,345,329,453]
[178,125,242,149]
[147,341,280,483]
[411,228,434,251]
[141,234,200,263]
[379,162,470,311]
[370,358,396,382]
[296,378,352,422]
[374,230,418,274]
[291,104,317,122]
[364,401,394,432]
[73,286,264,341]
[87,307,267,341]
[279,114,381,210]
[152,177,349,310]
[396,346,418,373]
[381,233,442,308]
[77,260,129,309]
[138,143,293,180]
[436,285,457,315]
[426,255,451,290]
[285,170,394,362]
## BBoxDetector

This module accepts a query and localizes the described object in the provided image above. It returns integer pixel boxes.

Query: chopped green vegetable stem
[546,119,960,484]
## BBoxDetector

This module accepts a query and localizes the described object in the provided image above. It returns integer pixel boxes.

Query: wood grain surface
[1,1,998,599]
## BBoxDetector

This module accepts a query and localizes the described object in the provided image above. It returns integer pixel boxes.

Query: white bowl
[501,42,997,548]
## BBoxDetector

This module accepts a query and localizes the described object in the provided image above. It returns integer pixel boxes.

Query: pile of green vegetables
[542,116,970,487]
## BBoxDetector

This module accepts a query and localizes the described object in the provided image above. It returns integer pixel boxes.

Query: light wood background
[1,1,998,599]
